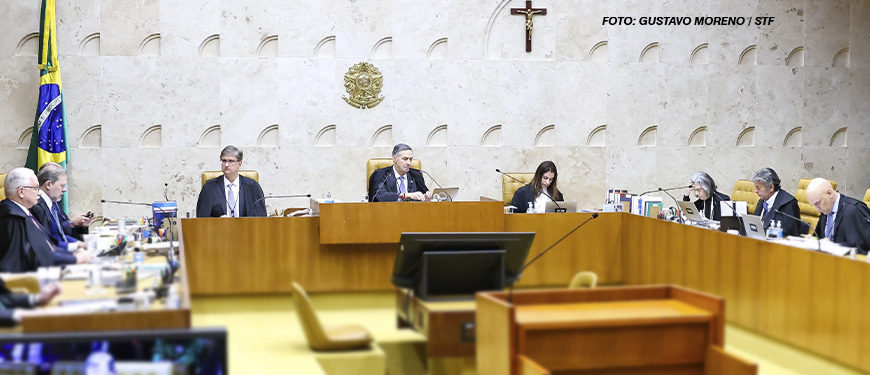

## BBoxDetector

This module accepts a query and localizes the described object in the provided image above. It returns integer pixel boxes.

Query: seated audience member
[0,277,61,327]
[806,178,870,254]
[0,168,87,273]
[510,161,563,213]
[751,167,805,237]
[196,145,266,217]
[368,143,431,202]
[682,171,731,221]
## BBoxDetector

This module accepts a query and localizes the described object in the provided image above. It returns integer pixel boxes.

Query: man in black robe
[196,145,266,218]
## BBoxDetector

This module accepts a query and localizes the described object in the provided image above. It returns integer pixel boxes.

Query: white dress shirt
[533,193,549,213]
[224,176,241,217]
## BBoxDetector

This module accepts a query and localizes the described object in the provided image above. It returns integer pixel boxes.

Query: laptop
[544,201,578,213]
[719,216,745,235]
[677,201,708,221]
[720,200,748,217]
[432,187,459,202]
[741,214,767,240]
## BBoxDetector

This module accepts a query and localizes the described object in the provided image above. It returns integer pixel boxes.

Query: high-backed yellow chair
[502,173,535,205]
[731,179,760,214]
[0,172,6,200]
[291,282,373,351]
[795,178,838,234]
[365,158,421,193]
[200,170,259,186]
[864,188,870,208]
[568,271,598,289]
[2,275,40,294]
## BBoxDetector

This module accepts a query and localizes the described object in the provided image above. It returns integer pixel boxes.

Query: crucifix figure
[511,1,547,52]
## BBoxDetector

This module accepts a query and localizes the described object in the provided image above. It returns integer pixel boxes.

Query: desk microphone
[496,169,561,211]
[507,213,599,303]
[101,199,176,263]
[420,170,452,201]
[370,173,390,202]
[773,208,822,253]
[639,184,691,196]
[252,194,312,207]
[163,183,170,202]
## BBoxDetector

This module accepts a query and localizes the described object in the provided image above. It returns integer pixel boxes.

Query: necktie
[825,212,835,240]
[50,202,65,235]
[762,201,769,217]
[227,183,237,217]
[398,176,407,195]
[28,213,56,252]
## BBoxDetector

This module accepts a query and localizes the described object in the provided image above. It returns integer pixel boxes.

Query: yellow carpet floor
[191,292,867,375]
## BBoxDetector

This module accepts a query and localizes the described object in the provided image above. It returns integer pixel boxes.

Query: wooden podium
[476,285,756,375]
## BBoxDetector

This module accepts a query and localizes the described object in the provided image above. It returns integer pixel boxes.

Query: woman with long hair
[510,161,564,213]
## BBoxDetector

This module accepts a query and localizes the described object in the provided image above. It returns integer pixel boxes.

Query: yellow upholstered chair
[731,179,760,214]
[3,275,40,294]
[795,178,838,234]
[0,172,6,200]
[365,158,421,193]
[568,271,598,289]
[502,173,535,205]
[864,188,870,208]
[200,170,259,186]
[291,282,373,351]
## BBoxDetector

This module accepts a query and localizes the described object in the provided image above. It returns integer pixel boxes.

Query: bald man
[806,178,870,254]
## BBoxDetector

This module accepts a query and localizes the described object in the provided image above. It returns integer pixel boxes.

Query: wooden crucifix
[510,1,547,52]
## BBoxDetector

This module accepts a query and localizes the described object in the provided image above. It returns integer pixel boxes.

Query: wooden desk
[319,201,505,244]
[395,289,476,358]
[476,285,754,375]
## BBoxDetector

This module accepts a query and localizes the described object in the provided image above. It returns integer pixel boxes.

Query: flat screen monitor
[0,327,226,375]
[392,232,535,297]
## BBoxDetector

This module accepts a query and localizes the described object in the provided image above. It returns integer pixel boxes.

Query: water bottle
[767,220,777,238]
[325,192,334,203]
[528,202,535,213]
[774,220,784,239]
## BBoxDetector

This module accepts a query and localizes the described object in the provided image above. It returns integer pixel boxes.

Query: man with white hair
[0,168,86,273]
[806,178,870,254]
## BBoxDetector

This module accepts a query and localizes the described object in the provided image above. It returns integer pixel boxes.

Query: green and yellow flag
[25,0,70,211]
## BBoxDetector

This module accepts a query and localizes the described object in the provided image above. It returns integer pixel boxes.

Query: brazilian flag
[25,0,70,212]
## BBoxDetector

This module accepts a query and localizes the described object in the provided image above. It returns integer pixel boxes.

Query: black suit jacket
[0,199,56,273]
[815,194,870,254]
[0,277,34,327]
[683,191,731,221]
[368,167,429,202]
[30,198,81,250]
[510,184,564,213]
[196,175,267,218]
[753,190,804,237]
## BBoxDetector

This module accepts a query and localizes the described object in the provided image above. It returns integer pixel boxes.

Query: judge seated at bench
[196,145,266,218]
[510,161,563,213]
[368,143,431,202]
[0,168,90,273]
[31,162,92,252]
[751,167,804,237]
[682,171,730,221]
[806,178,870,254]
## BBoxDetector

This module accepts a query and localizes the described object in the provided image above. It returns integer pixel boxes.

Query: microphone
[370,173,390,202]
[507,213,599,303]
[710,191,738,220]
[420,170,452,201]
[163,183,169,202]
[496,169,561,211]
[252,194,312,207]
[773,208,822,252]
[639,184,692,196]
[101,199,176,263]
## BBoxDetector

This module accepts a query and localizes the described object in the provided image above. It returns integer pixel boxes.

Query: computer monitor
[0,327,226,375]
[392,232,535,300]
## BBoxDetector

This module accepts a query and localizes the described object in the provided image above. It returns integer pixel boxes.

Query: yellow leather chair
[731,179,760,214]
[291,282,373,351]
[201,170,259,186]
[366,158,421,193]
[3,275,40,294]
[0,172,6,200]
[502,173,535,205]
[795,178,838,234]
[864,188,870,208]
[568,271,598,289]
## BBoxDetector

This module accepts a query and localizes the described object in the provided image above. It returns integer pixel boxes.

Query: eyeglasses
[19,186,40,191]
[220,159,239,165]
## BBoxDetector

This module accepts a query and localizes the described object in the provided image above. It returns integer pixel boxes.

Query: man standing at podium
[806,178,870,254]
[368,143,431,202]
[196,146,266,217]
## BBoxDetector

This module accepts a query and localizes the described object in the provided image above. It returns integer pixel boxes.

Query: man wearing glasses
[805,178,870,254]
[195,145,266,218]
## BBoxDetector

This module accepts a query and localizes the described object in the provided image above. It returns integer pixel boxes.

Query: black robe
[0,199,55,273]
[753,189,804,237]
[815,194,870,254]
[195,175,266,218]
[0,277,34,327]
[510,184,564,213]
[682,191,731,221]
[368,167,429,202]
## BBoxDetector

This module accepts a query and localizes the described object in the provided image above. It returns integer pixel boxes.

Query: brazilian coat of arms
[342,62,385,109]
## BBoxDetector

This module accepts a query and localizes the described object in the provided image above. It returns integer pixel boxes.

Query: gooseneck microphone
[773,208,822,253]
[496,169,561,211]
[507,213,599,303]
[639,184,692,196]
[420,170,452,201]
[163,183,170,202]
[252,194,312,207]
[370,173,390,202]
[101,199,176,263]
